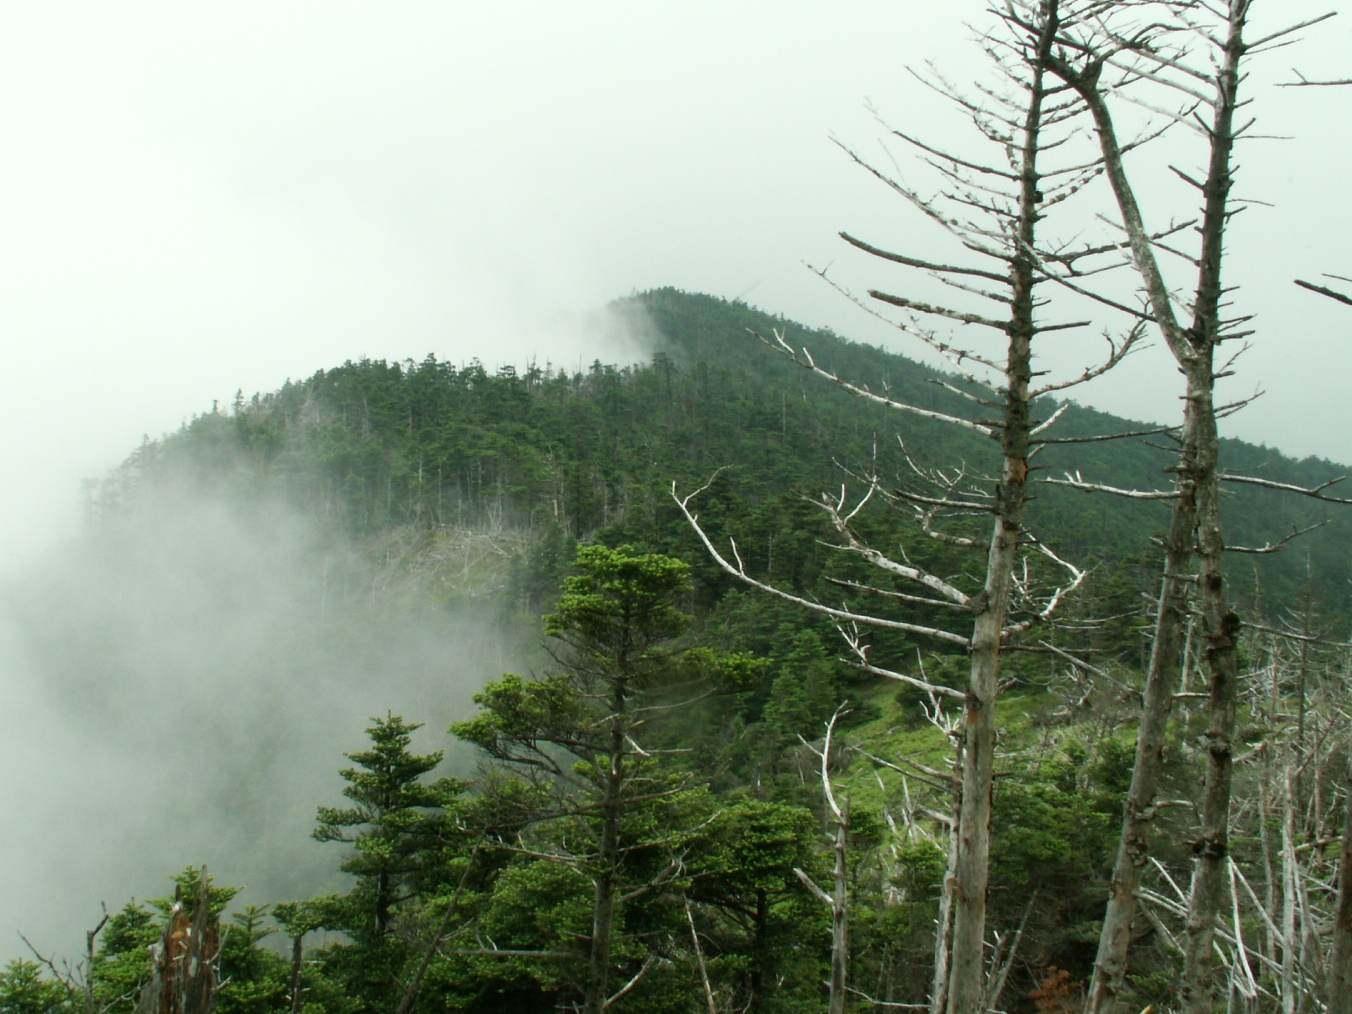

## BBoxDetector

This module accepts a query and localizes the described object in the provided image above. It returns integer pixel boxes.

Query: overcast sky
[0,0,1348,569]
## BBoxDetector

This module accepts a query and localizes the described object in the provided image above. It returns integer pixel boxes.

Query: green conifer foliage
[0,959,71,1013]
[313,714,457,939]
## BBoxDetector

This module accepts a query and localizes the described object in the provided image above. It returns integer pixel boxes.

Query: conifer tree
[453,544,708,1014]
[313,714,457,940]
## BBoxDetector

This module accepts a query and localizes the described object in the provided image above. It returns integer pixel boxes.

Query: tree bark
[1083,446,1195,1014]
[1046,5,1249,1009]
[943,7,1055,1010]
[828,800,850,1014]
[582,678,629,1014]
[139,876,220,1014]
[1327,764,1352,1013]
[1175,6,1248,1006]
[929,789,960,1014]
[288,934,304,1014]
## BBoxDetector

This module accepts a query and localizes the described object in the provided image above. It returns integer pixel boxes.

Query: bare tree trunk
[1281,763,1300,1014]
[1327,764,1352,1013]
[84,908,108,1014]
[1084,484,1195,1014]
[1175,7,1248,1005]
[139,874,220,1014]
[1045,4,1249,1009]
[794,707,852,1014]
[828,799,851,1014]
[929,786,960,1014]
[944,6,1053,1008]
[685,899,719,1014]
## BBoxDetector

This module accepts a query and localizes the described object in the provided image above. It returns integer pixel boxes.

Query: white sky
[0,0,1349,569]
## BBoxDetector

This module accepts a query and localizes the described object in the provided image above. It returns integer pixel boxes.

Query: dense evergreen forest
[6,288,1351,1013]
[95,287,1352,627]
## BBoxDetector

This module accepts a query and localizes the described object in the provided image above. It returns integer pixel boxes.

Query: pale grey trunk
[929,799,960,1014]
[829,802,850,1014]
[1281,764,1299,1014]
[1326,763,1352,1013]
[1176,6,1247,1006]
[1051,5,1248,1010]
[945,571,1007,1014]
[1083,437,1196,1014]
[1178,376,1240,1014]
[942,8,1049,1011]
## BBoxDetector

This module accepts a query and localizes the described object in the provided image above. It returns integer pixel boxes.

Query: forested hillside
[95,287,1352,628]
[4,287,1348,1013]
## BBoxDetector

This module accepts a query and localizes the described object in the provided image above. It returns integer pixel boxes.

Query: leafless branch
[1220,472,1352,503]
[840,231,1008,283]
[1224,521,1328,555]
[1294,278,1352,305]
[755,328,997,436]
[841,638,968,700]
[672,480,974,647]
[1044,472,1179,498]
[824,576,972,613]
[1036,422,1179,445]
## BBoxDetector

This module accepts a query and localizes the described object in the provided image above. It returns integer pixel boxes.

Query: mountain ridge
[89,287,1352,626]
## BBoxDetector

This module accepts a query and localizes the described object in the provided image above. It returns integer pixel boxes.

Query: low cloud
[0,492,527,961]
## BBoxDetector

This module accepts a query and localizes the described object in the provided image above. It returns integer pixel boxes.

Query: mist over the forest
[0,492,527,963]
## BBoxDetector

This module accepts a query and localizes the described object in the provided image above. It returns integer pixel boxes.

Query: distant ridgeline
[92,287,1352,638]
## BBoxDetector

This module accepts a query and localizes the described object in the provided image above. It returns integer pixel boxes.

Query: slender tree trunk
[929,794,960,1014]
[1178,384,1241,1012]
[1177,6,1247,1005]
[943,8,1051,1009]
[828,800,851,1014]
[1327,764,1352,1013]
[1047,5,1249,1009]
[792,709,853,1014]
[1084,444,1196,1014]
[582,682,629,1014]
[288,935,304,1014]
[1281,763,1300,1014]
[584,859,618,1014]
[947,602,1002,1013]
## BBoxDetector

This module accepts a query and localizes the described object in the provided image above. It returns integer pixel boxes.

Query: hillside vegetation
[98,288,1352,627]
[7,289,1348,1013]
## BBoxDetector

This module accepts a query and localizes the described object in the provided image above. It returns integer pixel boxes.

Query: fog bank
[0,493,527,961]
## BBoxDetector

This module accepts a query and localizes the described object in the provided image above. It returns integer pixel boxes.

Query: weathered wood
[1328,768,1352,1013]
[139,871,220,1014]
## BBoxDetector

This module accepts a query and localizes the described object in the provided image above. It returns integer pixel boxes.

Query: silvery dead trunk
[1327,764,1352,1013]
[1045,4,1251,1008]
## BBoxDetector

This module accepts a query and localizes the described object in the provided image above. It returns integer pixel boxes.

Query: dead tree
[793,706,853,1014]
[854,677,963,1014]
[1331,759,1352,1014]
[20,906,114,1014]
[1038,4,1341,1010]
[139,869,221,1014]
[676,3,1160,1011]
